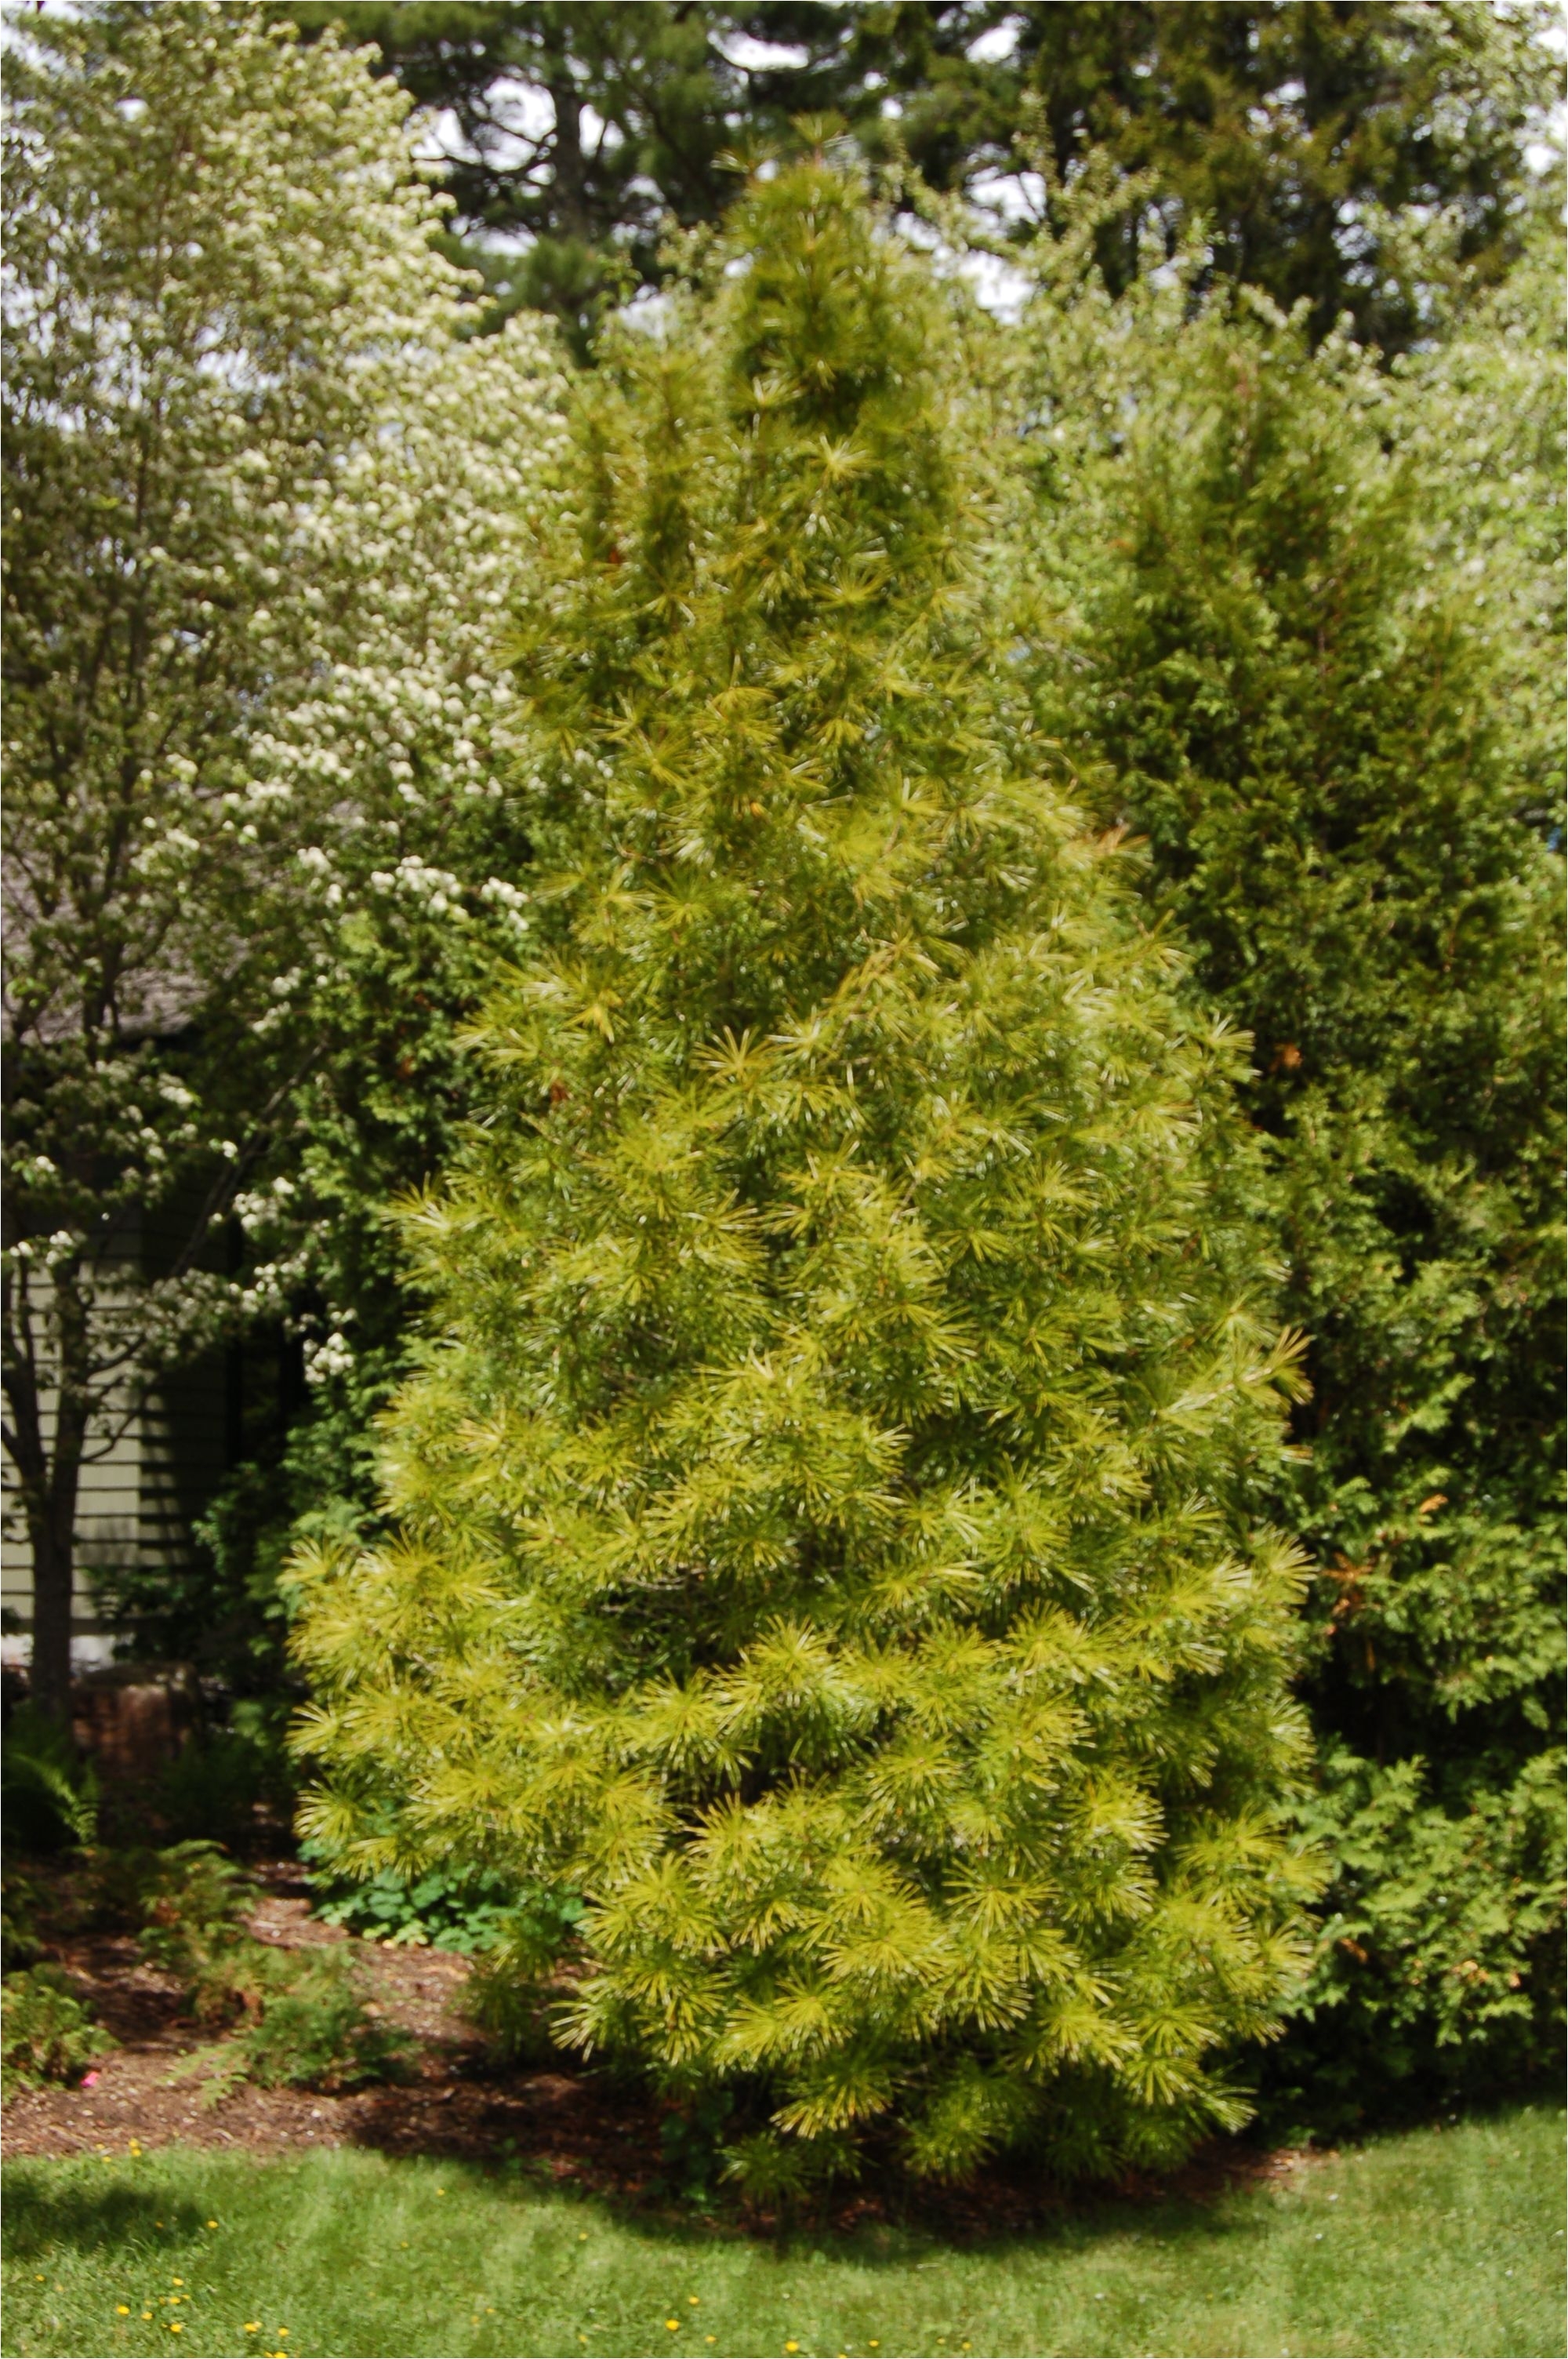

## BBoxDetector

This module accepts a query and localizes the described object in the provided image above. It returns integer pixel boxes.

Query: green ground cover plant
[299,1850,531,1954]
[1,2102,1561,2358]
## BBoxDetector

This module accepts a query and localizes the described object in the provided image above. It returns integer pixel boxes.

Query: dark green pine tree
[1020,267,1565,2125]
[285,1,1557,360]
[293,160,1319,2189]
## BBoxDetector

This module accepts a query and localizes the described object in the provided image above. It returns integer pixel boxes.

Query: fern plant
[1,1964,112,2092]
[293,158,1319,2188]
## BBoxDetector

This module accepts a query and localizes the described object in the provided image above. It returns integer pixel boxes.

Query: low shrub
[135,1841,260,2022]
[1260,1745,1566,2137]
[1,1870,43,1972]
[232,1949,413,2092]
[169,1946,413,2104]
[1,1964,113,2092]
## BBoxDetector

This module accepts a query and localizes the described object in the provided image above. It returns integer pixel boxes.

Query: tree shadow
[337,2052,1290,2259]
[1,2166,207,2263]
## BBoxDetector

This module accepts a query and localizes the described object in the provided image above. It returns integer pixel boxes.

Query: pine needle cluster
[292,163,1318,2188]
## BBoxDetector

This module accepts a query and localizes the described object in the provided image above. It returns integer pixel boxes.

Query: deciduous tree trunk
[2,1265,89,1723]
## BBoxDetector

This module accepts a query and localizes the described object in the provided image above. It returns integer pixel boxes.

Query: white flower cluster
[367,856,469,918]
[303,1329,355,1387]
[231,1175,297,1235]
[479,876,531,934]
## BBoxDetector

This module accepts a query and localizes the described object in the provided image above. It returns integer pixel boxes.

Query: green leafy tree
[1016,222,1565,2123]
[2,0,564,1717]
[294,160,1318,2190]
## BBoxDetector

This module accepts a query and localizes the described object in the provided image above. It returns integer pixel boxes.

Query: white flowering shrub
[2,0,566,1712]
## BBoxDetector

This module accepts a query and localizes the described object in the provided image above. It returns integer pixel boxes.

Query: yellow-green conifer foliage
[292,165,1318,2186]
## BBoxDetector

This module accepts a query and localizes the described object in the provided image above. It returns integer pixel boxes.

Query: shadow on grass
[336,2048,1300,2256]
[368,2133,1284,2277]
[1,2165,209,2263]
[0,2140,1275,2284]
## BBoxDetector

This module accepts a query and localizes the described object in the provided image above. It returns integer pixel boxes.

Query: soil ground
[4,1859,669,2194]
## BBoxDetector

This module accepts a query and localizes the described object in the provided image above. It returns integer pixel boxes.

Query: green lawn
[2,2103,1562,2359]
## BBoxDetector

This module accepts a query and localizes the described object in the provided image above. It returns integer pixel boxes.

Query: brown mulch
[3,1859,662,2196]
[2,1856,1322,2234]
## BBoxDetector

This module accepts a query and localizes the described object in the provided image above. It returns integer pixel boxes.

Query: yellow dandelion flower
[689,2297,700,2306]
[117,2304,130,2315]
[245,2326,260,2335]
[786,2344,800,2354]
[206,2219,217,2229]
[169,2326,183,2335]
[667,2321,680,2333]
[171,2277,184,2286]
[142,2313,153,2322]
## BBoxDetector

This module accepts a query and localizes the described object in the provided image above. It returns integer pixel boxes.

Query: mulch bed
[3,1859,668,2197]
[2,1856,1318,2234]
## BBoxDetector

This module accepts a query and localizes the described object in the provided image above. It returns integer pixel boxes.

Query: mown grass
[2,2101,1561,2359]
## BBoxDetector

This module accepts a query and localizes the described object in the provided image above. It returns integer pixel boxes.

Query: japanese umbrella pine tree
[293,162,1318,2186]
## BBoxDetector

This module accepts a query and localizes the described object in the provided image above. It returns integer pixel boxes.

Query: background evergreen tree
[871,0,1559,353]
[284,0,1559,357]
[293,160,1319,2190]
[1017,230,1564,2125]
[285,2,875,354]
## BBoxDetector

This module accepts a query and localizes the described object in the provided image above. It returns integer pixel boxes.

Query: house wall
[0,1198,232,1673]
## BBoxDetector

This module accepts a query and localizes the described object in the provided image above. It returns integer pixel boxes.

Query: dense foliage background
[1014,213,1564,2127]
[2,0,1561,2173]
